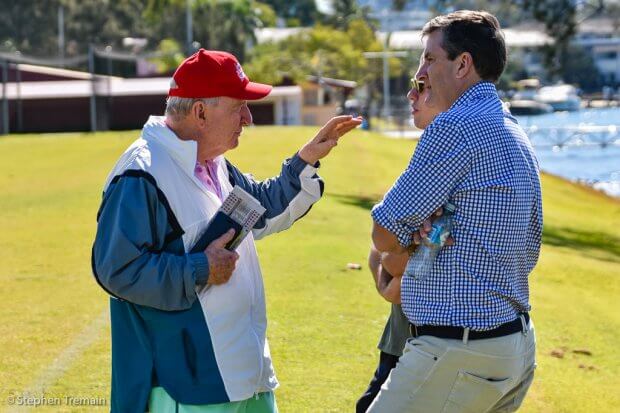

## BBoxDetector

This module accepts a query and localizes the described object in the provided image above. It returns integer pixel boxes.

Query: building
[358,0,434,31]
[575,17,620,85]
[302,75,357,125]
[0,63,302,133]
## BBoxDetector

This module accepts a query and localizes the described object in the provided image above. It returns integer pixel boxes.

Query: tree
[325,0,375,30]
[496,57,528,91]
[0,0,155,57]
[244,18,405,118]
[63,0,152,55]
[146,0,268,62]
[520,0,577,80]
[0,0,65,56]
[245,18,402,85]
[259,0,321,26]
[151,39,186,73]
[392,0,407,11]
[431,0,527,27]
[560,45,602,91]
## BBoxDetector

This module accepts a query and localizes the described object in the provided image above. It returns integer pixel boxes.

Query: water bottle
[404,203,456,280]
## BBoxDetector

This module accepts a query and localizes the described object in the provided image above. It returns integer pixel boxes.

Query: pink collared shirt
[194,159,223,201]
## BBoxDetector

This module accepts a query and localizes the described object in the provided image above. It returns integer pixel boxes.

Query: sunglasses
[411,78,425,94]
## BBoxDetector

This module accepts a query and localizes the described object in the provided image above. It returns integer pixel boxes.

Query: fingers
[323,116,362,136]
[300,116,362,164]
[210,229,236,249]
[206,250,239,286]
[335,122,361,138]
[422,219,432,233]
[335,117,363,131]
[316,116,353,137]
[413,232,421,245]
[322,115,355,131]
[204,229,240,286]
[434,207,443,217]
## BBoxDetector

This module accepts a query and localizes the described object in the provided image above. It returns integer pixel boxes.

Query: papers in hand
[191,186,266,253]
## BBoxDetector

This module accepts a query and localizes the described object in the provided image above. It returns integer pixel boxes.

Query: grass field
[0,127,618,412]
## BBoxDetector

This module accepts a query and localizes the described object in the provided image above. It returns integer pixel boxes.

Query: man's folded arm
[92,173,208,311]
[225,152,324,240]
[368,247,404,304]
[371,122,471,252]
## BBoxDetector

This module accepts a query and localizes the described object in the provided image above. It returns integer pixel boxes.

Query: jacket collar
[140,116,226,203]
[141,115,209,179]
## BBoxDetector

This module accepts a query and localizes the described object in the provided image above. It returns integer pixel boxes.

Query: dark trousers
[356,351,400,413]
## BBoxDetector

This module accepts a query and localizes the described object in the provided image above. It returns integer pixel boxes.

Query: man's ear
[455,52,474,79]
[192,101,207,125]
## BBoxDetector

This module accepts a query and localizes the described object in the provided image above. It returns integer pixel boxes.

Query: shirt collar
[448,81,498,112]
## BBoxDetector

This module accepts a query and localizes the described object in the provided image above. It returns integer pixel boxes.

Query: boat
[512,78,541,101]
[507,100,553,116]
[534,84,582,112]
[510,79,582,113]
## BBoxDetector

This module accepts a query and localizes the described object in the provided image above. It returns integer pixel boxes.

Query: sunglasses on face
[411,78,425,94]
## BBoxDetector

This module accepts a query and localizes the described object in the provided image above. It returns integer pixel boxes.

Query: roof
[306,75,357,89]
[2,70,301,101]
[379,28,553,49]
[255,27,554,50]
[11,63,95,80]
[254,27,307,44]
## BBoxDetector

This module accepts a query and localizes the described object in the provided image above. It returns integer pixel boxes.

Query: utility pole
[1,59,8,135]
[16,63,22,132]
[364,10,409,121]
[58,5,65,66]
[382,36,390,120]
[363,49,408,120]
[186,0,194,55]
[88,45,97,132]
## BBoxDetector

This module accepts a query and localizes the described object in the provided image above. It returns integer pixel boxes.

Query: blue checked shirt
[372,82,542,331]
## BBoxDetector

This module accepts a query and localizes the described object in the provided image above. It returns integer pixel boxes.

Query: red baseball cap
[168,49,272,100]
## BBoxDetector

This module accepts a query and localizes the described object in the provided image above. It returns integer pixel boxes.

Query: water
[516,108,620,197]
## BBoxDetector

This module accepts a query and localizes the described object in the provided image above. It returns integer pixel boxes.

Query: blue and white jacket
[92,116,324,412]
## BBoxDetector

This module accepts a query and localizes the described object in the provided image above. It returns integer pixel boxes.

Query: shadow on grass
[543,225,620,262]
[327,193,380,211]
[329,194,619,262]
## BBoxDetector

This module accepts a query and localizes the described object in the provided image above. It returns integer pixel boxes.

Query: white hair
[165,96,219,121]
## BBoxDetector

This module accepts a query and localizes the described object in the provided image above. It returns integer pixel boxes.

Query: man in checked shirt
[368,10,542,413]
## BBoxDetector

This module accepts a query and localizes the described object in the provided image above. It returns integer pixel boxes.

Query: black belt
[409,313,530,340]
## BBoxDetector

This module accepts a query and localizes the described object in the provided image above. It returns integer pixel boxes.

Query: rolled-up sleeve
[371,122,471,247]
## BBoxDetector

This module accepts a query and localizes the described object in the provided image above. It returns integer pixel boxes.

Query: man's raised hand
[298,115,363,165]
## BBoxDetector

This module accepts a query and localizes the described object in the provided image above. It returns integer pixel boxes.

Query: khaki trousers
[367,320,536,413]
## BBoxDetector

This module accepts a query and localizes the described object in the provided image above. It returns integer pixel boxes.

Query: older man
[92,49,360,413]
[369,11,542,412]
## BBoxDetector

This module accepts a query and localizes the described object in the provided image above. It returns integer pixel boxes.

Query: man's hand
[377,252,408,304]
[412,207,455,246]
[298,115,362,165]
[204,229,239,285]
[369,247,408,304]
[381,251,408,278]
[377,266,401,304]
